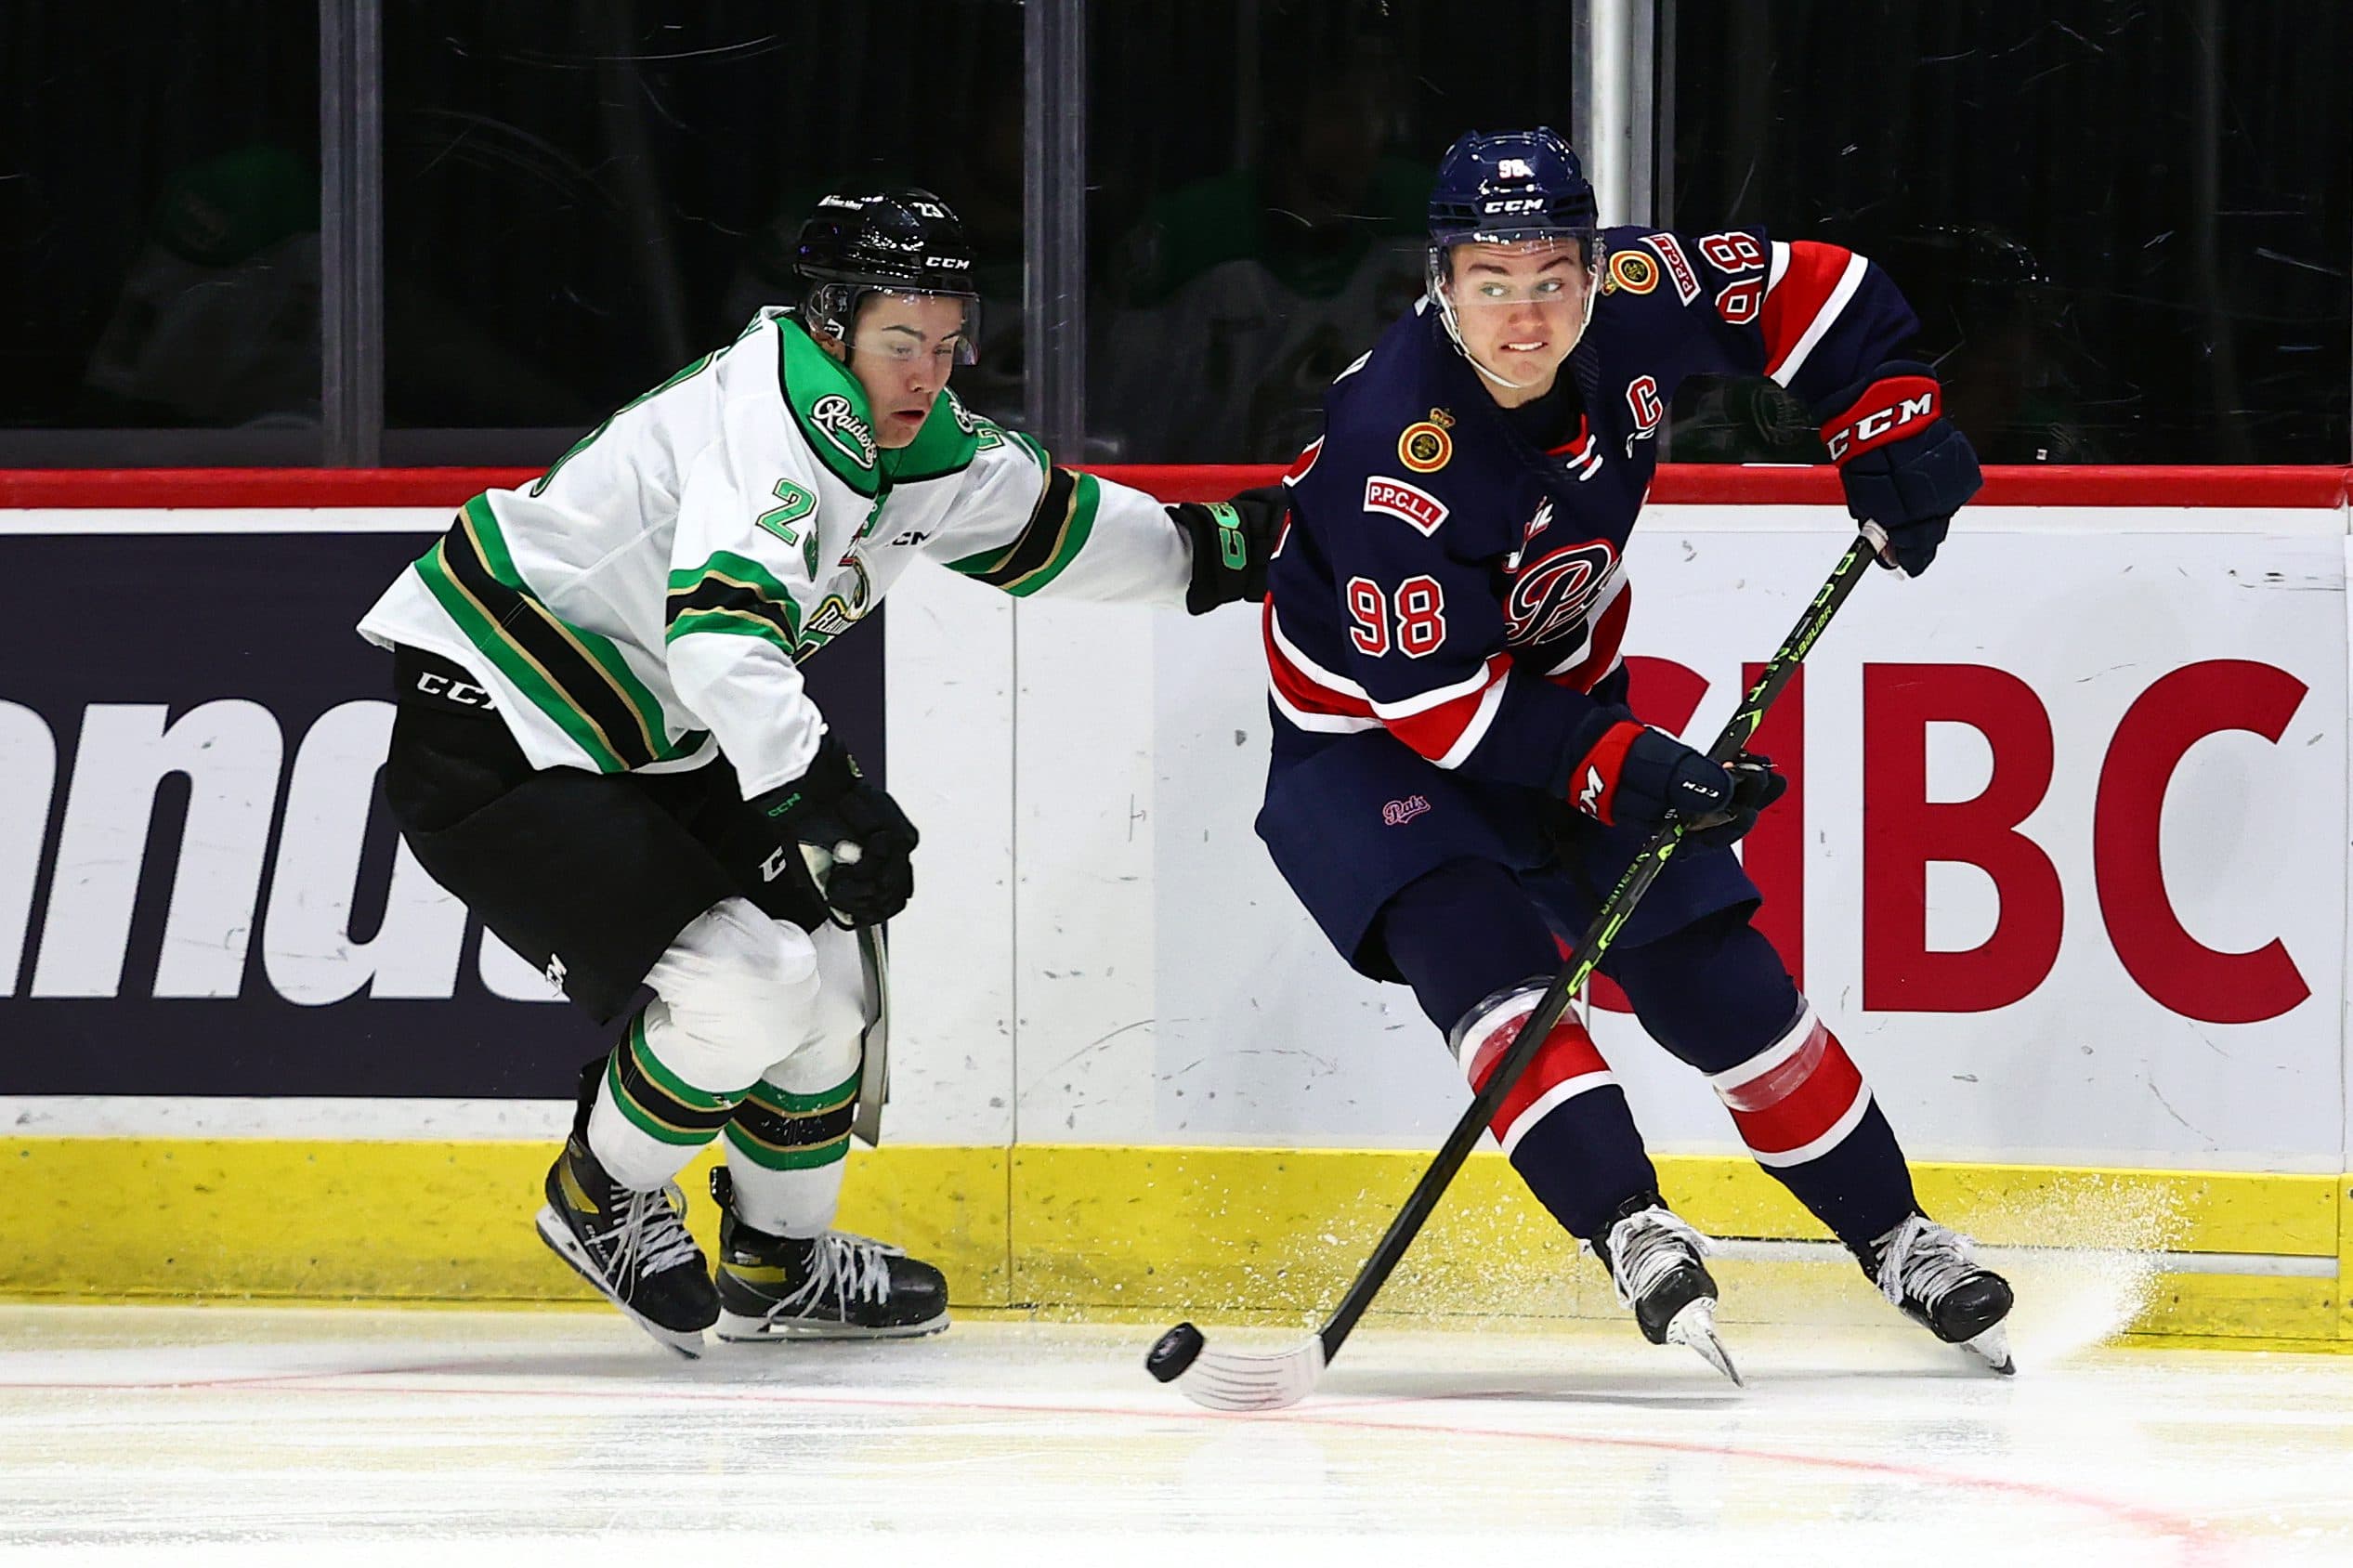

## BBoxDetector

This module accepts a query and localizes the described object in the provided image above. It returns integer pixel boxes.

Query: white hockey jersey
[359,309,1192,797]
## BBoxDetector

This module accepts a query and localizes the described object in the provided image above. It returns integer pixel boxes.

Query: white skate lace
[769,1231,901,1319]
[1599,1207,1714,1311]
[592,1183,703,1287]
[1873,1213,1980,1310]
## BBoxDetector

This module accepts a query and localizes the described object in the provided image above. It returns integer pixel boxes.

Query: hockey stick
[1146,529,1887,1411]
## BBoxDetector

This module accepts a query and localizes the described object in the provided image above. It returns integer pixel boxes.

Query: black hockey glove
[1818,360,1981,577]
[1560,721,1782,847]
[1172,485,1287,613]
[1680,752,1786,849]
[748,734,918,929]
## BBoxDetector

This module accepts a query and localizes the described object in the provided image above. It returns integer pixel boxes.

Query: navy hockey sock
[1380,861,1659,1241]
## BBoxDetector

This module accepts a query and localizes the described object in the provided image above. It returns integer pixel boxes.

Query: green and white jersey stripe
[359,309,1192,796]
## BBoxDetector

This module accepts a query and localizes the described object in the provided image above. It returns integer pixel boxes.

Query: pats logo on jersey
[1381,795,1433,827]
[1505,538,1618,646]
[1606,251,1659,295]
[1397,418,1452,474]
[1364,477,1449,536]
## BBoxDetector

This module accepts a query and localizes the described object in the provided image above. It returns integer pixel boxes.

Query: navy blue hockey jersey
[1263,226,1919,792]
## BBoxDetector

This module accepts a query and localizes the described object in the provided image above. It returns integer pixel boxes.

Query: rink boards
[1,464,2349,1343]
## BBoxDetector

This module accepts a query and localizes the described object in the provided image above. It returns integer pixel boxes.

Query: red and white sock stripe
[1456,989,1617,1156]
[1706,1003,1872,1168]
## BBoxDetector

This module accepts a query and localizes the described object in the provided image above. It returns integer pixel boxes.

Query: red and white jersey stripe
[1263,601,1379,735]
[1264,602,1514,766]
[1760,241,1869,386]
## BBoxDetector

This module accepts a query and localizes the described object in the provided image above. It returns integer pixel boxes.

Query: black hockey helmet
[795,186,980,362]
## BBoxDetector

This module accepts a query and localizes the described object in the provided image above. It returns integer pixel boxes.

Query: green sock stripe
[604,1052,719,1147]
[625,1018,751,1111]
[746,1065,862,1116]
[725,1120,852,1170]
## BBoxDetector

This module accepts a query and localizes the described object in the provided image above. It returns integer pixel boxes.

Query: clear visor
[810,283,982,366]
[1431,234,1601,311]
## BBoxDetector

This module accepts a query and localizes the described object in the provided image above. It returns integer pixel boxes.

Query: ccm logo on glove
[1822,375,1940,463]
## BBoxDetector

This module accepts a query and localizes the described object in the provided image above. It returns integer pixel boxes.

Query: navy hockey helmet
[795,186,980,363]
[1427,127,1600,247]
[1425,128,1603,385]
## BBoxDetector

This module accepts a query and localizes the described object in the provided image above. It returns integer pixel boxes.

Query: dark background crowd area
[2,0,2345,467]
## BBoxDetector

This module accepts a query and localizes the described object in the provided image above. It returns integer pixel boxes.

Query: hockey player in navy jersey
[1255,129,2013,1375]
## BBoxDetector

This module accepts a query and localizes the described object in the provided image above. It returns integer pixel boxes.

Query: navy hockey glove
[1818,361,1981,577]
[1173,486,1285,613]
[1564,724,1783,848]
[749,735,918,929]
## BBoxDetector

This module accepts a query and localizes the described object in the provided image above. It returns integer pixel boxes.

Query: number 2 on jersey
[1345,575,1448,659]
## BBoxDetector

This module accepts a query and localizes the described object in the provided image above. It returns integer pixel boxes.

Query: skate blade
[1961,1320,2016,1376]
[533,1206,707,1359]
[713,1306,950,1343]
[1663,1299,1745,1388]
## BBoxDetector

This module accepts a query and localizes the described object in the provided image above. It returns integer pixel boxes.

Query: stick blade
[1177,1334,1328,1412]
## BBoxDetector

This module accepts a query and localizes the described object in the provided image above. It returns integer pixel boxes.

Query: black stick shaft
[1316,536,1880,1357]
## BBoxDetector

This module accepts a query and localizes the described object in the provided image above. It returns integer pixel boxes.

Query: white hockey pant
[586,895,869,1239]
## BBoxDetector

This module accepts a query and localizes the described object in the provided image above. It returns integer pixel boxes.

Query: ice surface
[0,1304,2347,1567]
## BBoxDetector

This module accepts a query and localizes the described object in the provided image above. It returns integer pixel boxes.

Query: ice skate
[1591,1197,1743,1387]
[709,1169,949,1341]
[1863,1212,2016,1375]
[534,1130,719,1358]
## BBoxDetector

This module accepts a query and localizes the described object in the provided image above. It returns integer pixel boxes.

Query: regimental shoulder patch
[1607,250,1659,295]
[1397,420,1452,474]
[1642,233,1703,304]
[1364,476,1449,536]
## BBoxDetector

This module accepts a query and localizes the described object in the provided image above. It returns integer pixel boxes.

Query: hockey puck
[1144,1321,1205,1382]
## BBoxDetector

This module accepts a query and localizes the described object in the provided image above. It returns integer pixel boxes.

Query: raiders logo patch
[1397,420,1452,474]
[1608,251,1660,295]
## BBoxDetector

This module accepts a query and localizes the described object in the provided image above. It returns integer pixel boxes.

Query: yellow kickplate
[1008,1145,2346,1342]
[3,1138,2339,1343]
[0,1138,1009,1306]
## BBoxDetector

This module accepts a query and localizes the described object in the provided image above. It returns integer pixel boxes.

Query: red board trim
[0,464,2346,510]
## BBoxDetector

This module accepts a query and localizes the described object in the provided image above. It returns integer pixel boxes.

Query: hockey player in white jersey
[359,188,1275,1354]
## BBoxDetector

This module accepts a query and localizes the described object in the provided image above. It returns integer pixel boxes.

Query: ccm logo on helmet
[1364,477,1450,535]
[1824,376,1941,463]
